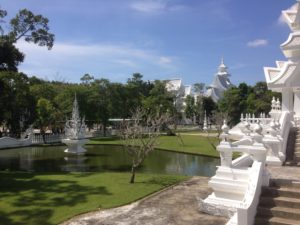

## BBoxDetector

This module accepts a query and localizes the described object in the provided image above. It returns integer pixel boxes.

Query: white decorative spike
[272,97,276,110]
[276,98,281,110]
[221,119,229,134]
[203,111,208,131]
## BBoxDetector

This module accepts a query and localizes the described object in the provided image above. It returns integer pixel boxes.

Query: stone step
[270,179,300,187]
[284,161,300,167]
[262,186,300,198]
[256,206,300,220]
[295,152,300,158]
[259,196,300,208]
[254,216,300,225]
[294,156,300,161]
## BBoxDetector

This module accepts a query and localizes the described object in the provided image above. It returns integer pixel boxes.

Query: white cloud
[159,56,172,64]
[131,0,167,13]
[114,59,137,68]
[15,41,177,82]
[247,39,268,48]
[130,0,187,14]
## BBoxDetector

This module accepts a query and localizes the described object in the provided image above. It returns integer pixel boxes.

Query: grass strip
[0,172,187,225]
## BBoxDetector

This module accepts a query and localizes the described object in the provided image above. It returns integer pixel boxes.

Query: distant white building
[165,78,195,124]
[166,78,192,112]
[206,58,233,102]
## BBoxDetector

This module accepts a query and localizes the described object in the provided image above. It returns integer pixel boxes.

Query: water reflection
[0,145,219,176]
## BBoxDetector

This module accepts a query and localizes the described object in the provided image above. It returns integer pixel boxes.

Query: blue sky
[0,0,296,86]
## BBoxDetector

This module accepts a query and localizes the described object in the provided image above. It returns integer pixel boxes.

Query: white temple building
[165,78,194,123]
[206,58,234,102]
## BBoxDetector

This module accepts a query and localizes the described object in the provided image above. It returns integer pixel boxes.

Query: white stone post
[282,88,294,112]
[217,120,233,167]
[294,92,300,116]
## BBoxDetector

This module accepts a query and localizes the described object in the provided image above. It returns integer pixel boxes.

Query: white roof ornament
[218,57,228,74]
[206,58,233,102]
[264,1,300,91]
[282,1,300,31]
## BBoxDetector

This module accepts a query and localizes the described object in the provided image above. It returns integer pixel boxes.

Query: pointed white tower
[206,58,233,102]
[264,1,300,116]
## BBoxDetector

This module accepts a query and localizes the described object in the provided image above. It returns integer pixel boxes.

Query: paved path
[61,177,227,225]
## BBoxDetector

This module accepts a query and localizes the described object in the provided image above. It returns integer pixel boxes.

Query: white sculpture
[62,95,88,154]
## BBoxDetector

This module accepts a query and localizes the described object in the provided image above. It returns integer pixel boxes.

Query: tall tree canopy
[0,7,54,72]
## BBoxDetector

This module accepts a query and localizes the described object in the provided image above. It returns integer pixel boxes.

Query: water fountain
[62,95,88,154]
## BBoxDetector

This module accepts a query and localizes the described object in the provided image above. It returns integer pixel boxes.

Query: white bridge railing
[201,97,294,225]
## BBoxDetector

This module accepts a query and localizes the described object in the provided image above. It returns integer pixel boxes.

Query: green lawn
[88,133,220,157]
[0,172,187,225]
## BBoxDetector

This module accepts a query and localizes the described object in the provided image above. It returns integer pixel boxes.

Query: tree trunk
[41,129,46,144]
[130,165,136,183]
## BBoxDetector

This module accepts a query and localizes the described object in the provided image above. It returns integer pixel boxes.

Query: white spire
[218,57,228,74]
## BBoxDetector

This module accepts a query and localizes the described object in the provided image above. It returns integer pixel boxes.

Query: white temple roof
[166,78,182,92]
[206,58,233,102]
[265,1,300,92]
[282,2,300,31]
[184,85,192,97]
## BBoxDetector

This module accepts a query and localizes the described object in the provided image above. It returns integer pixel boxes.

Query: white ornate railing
[236,161,264,225]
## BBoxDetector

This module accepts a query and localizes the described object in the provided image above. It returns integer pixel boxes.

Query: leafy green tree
[0,8,54,72]
[218,87,245,125]
[8,9,54,48]
[36,98,55,143]
[0,37,24,71]
[194,96,217,125]
[127,73,153,112]
[0,71,35,135]
[185,95,195,120]
[193,83,206,94]
[80,73,94,85]
[246,82,278,115]
[143,80,175,116]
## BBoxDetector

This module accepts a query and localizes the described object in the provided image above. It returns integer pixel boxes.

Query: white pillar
[294,92,300,116]
[282,88,294,112]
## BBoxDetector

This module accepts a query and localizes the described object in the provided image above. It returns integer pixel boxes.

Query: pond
[0,145,219,176]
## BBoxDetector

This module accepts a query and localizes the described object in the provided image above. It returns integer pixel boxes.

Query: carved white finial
[276,98,281,110]
[272,97,276,110]
[203,111,208,131]
[221,119,229,134]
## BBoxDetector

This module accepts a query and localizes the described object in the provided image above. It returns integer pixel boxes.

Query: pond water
[0,145,219,176]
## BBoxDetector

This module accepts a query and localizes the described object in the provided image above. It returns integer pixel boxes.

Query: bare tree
[205,111,229,150]
[122,108,170,183]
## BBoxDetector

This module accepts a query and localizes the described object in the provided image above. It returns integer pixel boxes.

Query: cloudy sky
[0,0,295,85]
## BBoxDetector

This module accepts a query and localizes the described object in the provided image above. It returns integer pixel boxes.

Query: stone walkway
[267,165,300,180]
[61,177,227,225]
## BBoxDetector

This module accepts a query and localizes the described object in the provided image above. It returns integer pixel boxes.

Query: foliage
[0,7,54,72]
[9,9,54,49]
[0,71,35,135]
[218,82,280,126]
[0,172,186,225]
[35,98,55,142]
[80,73,94,85]
[0,36,24,71]
[142,80,175,116]
[184,95,195,120]
[193,83,206,93]
[194,96,217,126]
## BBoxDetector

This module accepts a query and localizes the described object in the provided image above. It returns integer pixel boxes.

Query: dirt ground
[61,177,228,225]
